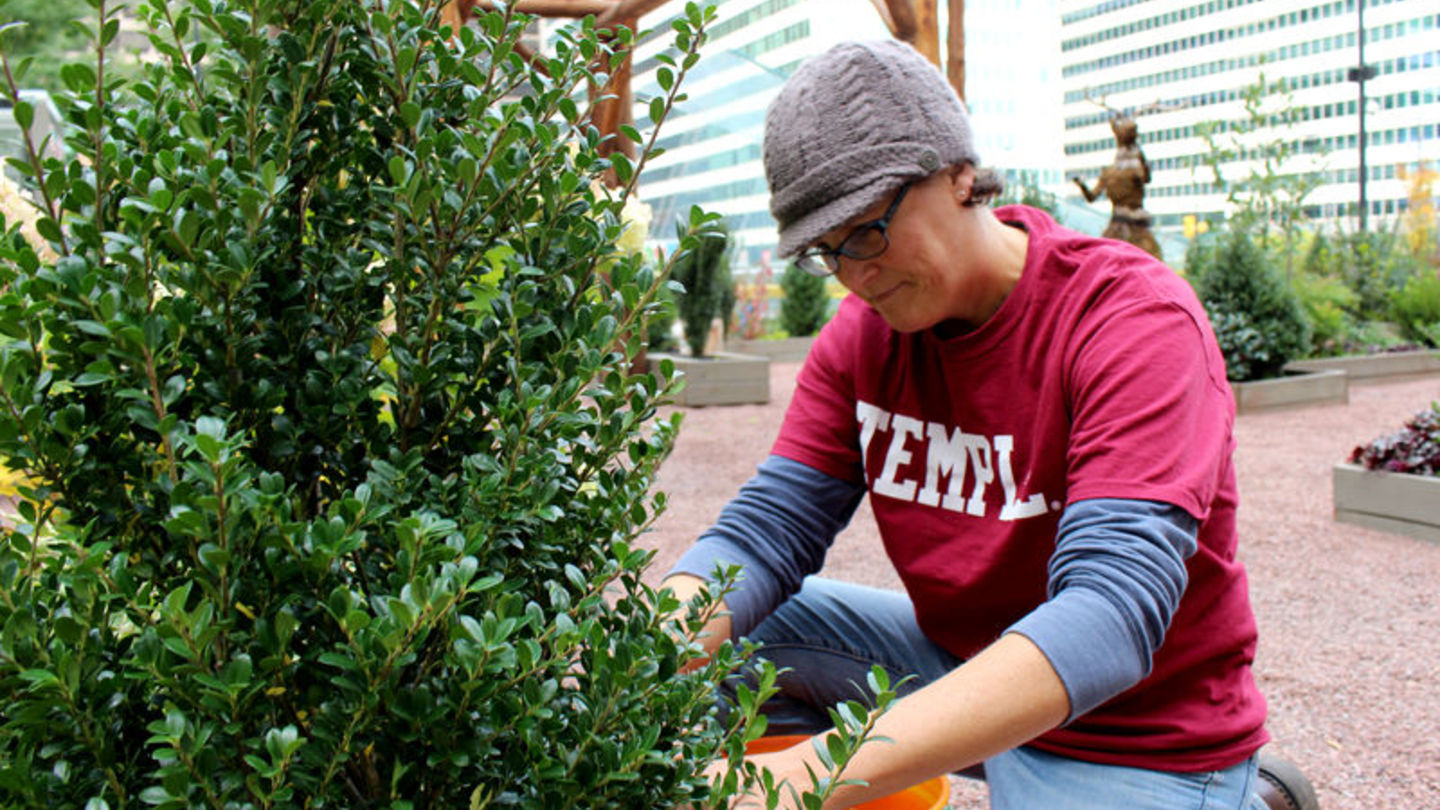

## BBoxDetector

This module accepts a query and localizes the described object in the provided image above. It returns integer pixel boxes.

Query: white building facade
[631,0,887,264]
[1060,0,1440,235]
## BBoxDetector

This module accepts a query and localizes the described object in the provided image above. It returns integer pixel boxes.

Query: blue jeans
[727,577,1266,809]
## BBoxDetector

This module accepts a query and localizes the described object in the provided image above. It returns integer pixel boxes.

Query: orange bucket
[745,735,950,810]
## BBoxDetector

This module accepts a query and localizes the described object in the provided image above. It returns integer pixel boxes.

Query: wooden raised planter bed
[649,351,770,407]
[1286,349,1440,381]
[1231,368,1347,414]
[1333,463,1440,544]
[724,336,815,363]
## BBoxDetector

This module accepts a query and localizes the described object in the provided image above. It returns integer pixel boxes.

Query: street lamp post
[1347,0,1377,230]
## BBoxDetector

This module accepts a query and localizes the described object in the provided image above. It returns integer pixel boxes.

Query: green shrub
[0,1,868,806]
[671,219,732,357]
[1332,230,1421,320]
[1389,271,1440,347]
[778,263,829,338]
[1191,230,1311,380]
[1292,271,1358,356]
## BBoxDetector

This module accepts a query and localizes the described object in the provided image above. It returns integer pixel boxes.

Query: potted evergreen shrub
[652,219,768,406]
[0,1,902,805]
[1189,230,1343,412]
[1334,401,1440,544]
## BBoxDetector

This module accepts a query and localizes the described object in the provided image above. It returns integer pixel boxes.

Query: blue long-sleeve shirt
[668,454,1198,721]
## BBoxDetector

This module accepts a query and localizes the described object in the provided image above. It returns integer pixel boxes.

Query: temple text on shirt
[856,400,1051,521]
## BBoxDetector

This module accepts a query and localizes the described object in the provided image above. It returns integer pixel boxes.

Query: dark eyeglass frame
[795,181,914,277]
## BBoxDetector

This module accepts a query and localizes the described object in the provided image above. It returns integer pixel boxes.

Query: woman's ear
[949,163,976,204]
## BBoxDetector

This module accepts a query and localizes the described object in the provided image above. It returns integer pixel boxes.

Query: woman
[665,40,1309,810]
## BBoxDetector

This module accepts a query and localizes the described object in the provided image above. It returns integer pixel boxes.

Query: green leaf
[388,155,411,185]
[73,320,111,338]
[18,669,59,690]
[138,787,175,806]
[610,152,633,185]
[12,101,33,131]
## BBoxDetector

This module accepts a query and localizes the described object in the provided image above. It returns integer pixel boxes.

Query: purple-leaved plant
[1349,401,1440,476]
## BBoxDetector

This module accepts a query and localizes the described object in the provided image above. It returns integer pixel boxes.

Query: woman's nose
[836,256,880,290]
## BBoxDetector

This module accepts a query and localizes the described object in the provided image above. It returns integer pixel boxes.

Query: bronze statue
[1072,115,1163,260]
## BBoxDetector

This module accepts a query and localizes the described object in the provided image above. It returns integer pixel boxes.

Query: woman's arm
[666,454,865,640]
[736,497,1199,808]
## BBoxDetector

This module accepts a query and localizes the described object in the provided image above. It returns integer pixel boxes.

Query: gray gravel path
[641,360,1440,809]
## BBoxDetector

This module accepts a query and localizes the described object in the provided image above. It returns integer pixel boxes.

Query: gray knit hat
[764,40,979,258]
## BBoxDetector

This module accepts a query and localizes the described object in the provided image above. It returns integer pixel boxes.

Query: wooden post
[946,0,965,101]
[882,0,940,65]
[912,0,940,65]
[591,26,637,188]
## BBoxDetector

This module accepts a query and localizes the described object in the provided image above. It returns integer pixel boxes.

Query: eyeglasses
[795,181,913,277]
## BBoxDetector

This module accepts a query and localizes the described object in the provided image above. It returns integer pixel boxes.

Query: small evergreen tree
[1191,231,1312,380]
[671,218,732,357]
[779,262,829,337]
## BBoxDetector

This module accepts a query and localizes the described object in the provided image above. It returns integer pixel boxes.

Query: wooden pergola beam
[911,0,939,64]
[883,0,919,41]
[595,0,673,27]
[946,0,965,101]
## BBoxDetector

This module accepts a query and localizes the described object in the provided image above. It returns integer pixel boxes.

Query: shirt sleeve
[1005,497,1198,722]
[667,454,866,638]
[1062,291,1235,519]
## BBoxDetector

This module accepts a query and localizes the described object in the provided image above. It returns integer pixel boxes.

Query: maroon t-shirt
[772,205,1268,771]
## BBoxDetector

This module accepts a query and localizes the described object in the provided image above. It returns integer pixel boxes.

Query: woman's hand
[698,743,820,810]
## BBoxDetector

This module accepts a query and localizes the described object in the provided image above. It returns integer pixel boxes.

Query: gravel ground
[640,359,1440,809]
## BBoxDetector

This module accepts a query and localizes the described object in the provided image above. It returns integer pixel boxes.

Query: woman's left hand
[699,745,817,810]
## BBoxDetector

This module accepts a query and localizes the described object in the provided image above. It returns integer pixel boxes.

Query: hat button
[919,150,940,172]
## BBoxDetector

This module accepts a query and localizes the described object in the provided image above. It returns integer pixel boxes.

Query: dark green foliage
[0,1,818,807]
[778,263,829,338]
[671,218,731,357]
[1350,401,1440,476]
[718,253,737,338]
[1191,231,1311,381]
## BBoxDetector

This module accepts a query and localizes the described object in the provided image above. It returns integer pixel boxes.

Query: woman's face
[811,166,1005,333]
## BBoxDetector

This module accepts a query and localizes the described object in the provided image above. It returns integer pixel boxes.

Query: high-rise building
[964,0,1069,195]
[629,0,1070,264]
[1060,0,1439,235]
